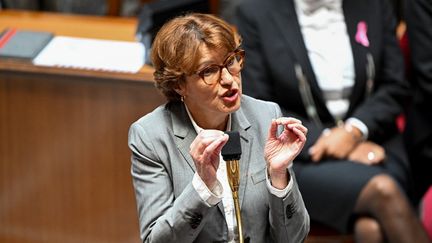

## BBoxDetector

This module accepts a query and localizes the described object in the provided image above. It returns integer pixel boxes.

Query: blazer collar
[231,104,252,208]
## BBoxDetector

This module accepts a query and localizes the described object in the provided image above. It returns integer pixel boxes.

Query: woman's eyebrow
[196,60,217,70]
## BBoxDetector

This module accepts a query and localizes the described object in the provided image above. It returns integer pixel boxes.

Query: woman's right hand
[309,125,362,162]
[189,130,228,189]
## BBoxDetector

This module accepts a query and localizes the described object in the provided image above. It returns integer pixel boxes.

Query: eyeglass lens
[199,51,244,85]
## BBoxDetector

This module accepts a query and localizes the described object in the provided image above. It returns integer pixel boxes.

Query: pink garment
[355,21,370,47]
[422,186,432,240]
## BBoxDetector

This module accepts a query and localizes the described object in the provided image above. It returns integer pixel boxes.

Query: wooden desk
[0,10,165,243]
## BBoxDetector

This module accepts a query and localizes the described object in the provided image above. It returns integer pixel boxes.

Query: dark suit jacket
[234,0,409,161]
[405,0,432,148]
[405,0,432,202]
[128,95,310,243]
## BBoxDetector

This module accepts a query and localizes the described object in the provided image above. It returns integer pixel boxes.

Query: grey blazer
[128,95,310,243]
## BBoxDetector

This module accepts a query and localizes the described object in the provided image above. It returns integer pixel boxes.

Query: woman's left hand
[348,141,386,165]
[264,117,307,189]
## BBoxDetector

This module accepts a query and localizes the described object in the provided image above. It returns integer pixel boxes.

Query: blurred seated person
[420,186,432,241]
[234,0,429,242]
[218,0,244,23]
[128,13,310,242]
[405,0,432,206]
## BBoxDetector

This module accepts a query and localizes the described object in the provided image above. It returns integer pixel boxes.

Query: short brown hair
[151,13,242,101]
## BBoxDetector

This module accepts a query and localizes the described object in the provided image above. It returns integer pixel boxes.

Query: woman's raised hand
[189,130,228,189]
[265,117,307,189]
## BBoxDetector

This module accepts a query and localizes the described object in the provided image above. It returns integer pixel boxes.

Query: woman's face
[178,45,243,129]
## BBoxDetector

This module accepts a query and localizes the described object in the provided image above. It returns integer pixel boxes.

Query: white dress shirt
[184,104,293,242]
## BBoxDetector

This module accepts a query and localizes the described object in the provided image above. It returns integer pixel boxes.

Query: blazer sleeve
[351,0,410,138]
[267,103,310,243]
[406,0,432,109]
[128,122,215,243]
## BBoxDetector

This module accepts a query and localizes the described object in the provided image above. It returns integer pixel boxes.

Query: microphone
[221,131,244,243]
[221,131,242,193]
[221,131,242,160]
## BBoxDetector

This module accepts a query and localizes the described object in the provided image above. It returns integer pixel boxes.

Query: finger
[347,151,357,161]
[274,117,302,125]
[213,134,229,155]
[309,138,326,162]
[321,128,331,137]
[311,146,325,162]
[292,127,307,142]
[190,130,225,152]
[201,129,226,138]
[348,151,366,164]
[267,119,278,140]
[202,134,228,161]
[370,151,385,164]
[287,123,308,136]
[190,137,215,157]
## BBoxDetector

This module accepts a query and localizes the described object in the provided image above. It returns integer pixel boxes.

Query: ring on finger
[322,128,331,137]
[368,151,376,161]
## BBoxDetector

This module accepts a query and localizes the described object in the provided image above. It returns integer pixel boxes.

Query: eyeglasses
[195,49,245,85]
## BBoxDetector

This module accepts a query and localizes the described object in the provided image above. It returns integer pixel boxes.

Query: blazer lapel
[343,0,369,115]
[171,102,197,173]
[271,0,312,78]
[231,106,252,208]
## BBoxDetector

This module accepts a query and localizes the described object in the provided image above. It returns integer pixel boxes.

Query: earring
[181,96,185,102]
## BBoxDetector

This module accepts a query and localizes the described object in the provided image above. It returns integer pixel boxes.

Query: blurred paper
[33,36,145,73]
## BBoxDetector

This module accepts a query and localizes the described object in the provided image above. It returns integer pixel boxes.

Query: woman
[234,0,430,242]
[128,13,310,242]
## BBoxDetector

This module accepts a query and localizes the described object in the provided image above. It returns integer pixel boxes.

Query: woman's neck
[185,105,229,131]
[195,113,228,131]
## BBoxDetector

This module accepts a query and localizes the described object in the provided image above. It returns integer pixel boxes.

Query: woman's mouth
[221,89,239,103]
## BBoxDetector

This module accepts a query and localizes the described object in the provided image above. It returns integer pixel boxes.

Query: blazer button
[286,203,295,219]
[189,213,203,229]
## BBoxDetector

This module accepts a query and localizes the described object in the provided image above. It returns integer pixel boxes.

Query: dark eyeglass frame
[195,49,245,85]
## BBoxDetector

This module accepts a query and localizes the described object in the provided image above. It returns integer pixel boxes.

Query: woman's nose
[219,67,234,85]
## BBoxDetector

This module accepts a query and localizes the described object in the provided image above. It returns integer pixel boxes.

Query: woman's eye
[226,56,236,67]
[201,66,219,77]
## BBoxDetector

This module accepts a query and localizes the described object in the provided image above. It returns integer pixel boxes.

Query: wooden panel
[0,70,165,243]
[0,10,164,242]
[108,0,122,16]
[0,10,138,41]
[209,0,220,15]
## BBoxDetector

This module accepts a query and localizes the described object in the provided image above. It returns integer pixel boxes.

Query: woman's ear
[174,82,186,97]
[174,88,183,97]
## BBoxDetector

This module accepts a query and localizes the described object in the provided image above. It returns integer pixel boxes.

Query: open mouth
[223,89,237,98]
[221,89,239,102]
